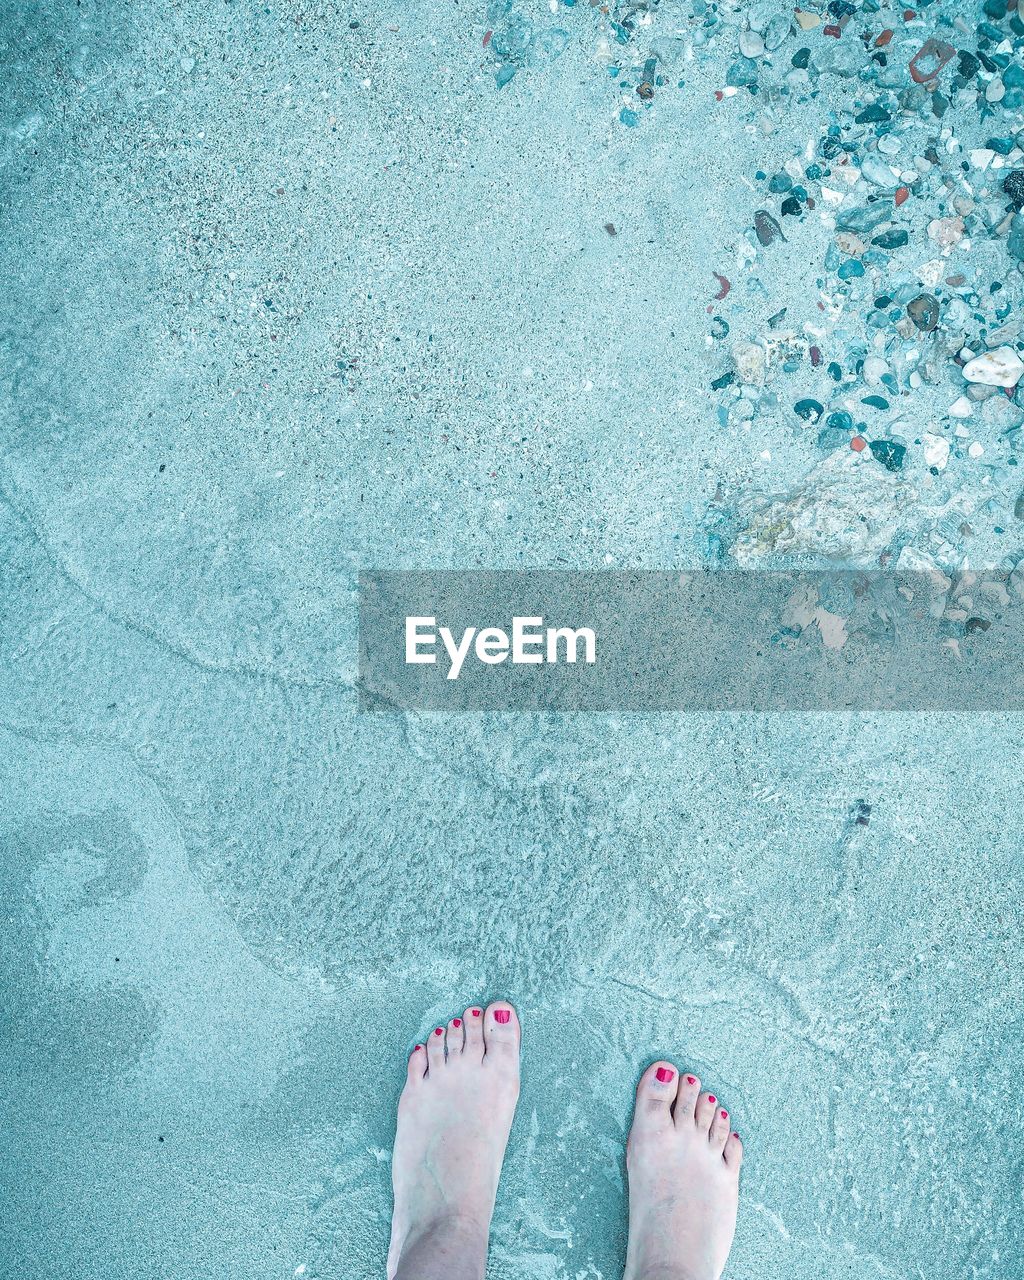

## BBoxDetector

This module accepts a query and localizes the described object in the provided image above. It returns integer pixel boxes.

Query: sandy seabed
[2,2,1022,1277]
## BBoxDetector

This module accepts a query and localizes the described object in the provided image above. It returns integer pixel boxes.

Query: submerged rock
[1004,170,1024,212]
[962,346,1024,388]
[731,451,918,566]
[754,209,785,246]
[907,293,939,331]
[869,439,907,472]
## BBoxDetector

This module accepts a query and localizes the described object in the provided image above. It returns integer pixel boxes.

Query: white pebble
[923,433,950,469]
[962,345,1024,388]
[948,396,974,419]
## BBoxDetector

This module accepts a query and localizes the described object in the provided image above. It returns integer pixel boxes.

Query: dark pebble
[872,228,909,249]
[907,293,939,330]
[754,210,785,245]
[794,398,824,422]
[869,439,906,471]
[1003,170,1024,211]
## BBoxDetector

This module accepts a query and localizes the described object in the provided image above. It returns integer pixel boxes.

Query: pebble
[794,398,824,422]
[927,216,964,249]
[763,13,791,51]
[907,293,939,331]
[754,210,784,246]
[732,341,766,385]
[962,346,1024,388]
[1008,213,1024,262]
[987,77,1006,104]
[948,396,974,419]
[869,439,907,471]
[739,30,765,59]
[1004,170,1024,211]
[872,229,909,250]
[923,433,950,470]
[861,155,899,188]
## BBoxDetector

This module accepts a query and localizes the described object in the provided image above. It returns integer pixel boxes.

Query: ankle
[629,1260,716,1280]
[393,1211,490,1280]
[631,1269,709,1280]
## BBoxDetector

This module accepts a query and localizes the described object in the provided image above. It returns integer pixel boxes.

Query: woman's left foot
[387,1001,521,1280]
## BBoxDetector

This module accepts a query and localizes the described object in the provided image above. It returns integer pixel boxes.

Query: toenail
[708,1095,716,1104]
[434,1027,443,1036]
[686,1075,697,1084]
[471,1009,481,1017]
[453,1018,462,1028]
[733,1133,740,1140]
[493,1009,510,1024]
[720,1110,728,1119]
[412,1045,422,1052]
[656,1067,674,1084]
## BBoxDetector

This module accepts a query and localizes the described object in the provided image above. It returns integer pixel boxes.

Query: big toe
[631,1061,680,1132]
[483,1000,520,1063]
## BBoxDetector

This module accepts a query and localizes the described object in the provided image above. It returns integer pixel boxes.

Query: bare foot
[387,1001,521,1280]
[623,1063,743,1280]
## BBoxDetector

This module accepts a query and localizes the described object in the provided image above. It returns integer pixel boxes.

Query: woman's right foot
[623,1062,743,1280]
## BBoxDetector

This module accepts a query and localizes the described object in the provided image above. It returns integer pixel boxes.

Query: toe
[632,1061,679,1130]
[447,1015,465,1055]
[406,1043,426,1083]
[673,1071,701,1126]
[710,1104,731,1151]
[483,1000,520,1059]
[723,1130,744,1172]
[463,1005,485,1057]
[695,1090,718,1134]
[426,1022,446,1072]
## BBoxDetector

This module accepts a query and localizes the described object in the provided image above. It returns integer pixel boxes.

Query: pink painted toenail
[656,1067,674,1083]
[733,1133,741,1140]
[720,1110,728,1119]
[471,1009,481,1017]
[708,1096,716,1104]
[494,1009,510,1024]
[434,1027,443,1036]
[686,1075,697,1084]
[453,1018,462,1028]
[412,1045,422,1052]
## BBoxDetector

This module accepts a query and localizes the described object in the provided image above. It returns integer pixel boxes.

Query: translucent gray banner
[358,570,1024,711]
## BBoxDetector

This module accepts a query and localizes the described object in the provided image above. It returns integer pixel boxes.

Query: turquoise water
[3,2,1023,1277]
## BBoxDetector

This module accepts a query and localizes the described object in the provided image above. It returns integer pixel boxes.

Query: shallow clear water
[2,3,1023,1278]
